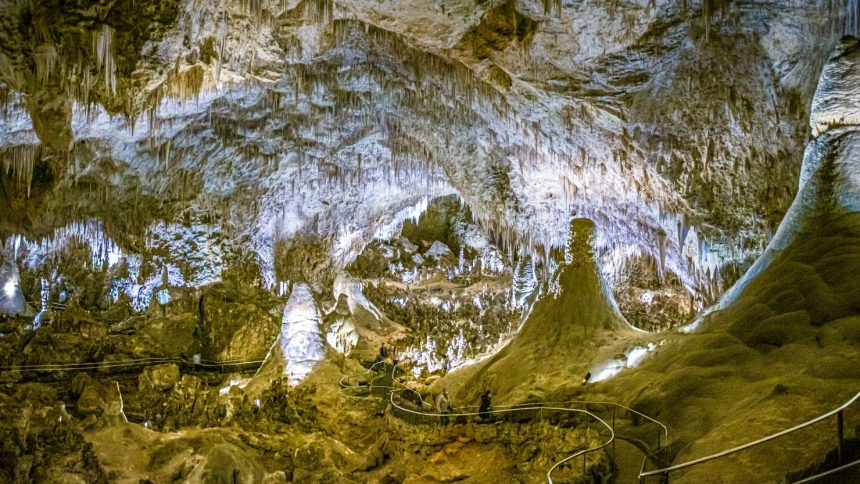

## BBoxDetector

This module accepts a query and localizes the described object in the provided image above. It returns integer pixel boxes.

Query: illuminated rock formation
[455,218,641,400]
[254,282,325,387]
[2,2,860,483]
[0,258,26,316]
[711,36,860,326]
[2,2,857,302]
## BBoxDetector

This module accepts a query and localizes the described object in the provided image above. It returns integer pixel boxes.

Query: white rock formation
[1,1,858,303]
[278,283,325,386]
[400,237,418,254]
[426,241,452,258]
[325,319,358,355]
[710,36,860,319]
[0,259,26,316]
[811,37,860,136]
[332,272,383,320]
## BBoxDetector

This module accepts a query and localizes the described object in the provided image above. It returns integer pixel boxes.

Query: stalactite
[18,220,122,271]
[542,0,562,17]
[656,230,667,283]
[160,63,206,101]
[0,84,9,119]
[841,0,860,36]
[216,10,229,82]
[1,144,41,197]
[305,0,334,24]
[92,24,117,96]
[33,43,59,85]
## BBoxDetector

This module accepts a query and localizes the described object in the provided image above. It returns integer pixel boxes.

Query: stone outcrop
[384,412,610,482]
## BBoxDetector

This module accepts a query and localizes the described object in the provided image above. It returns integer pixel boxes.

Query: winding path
[342,361,669,482]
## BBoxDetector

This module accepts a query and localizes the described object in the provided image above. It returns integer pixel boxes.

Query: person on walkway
[478,390,492,422]
[378,343,389,363]
[436,388,452,425]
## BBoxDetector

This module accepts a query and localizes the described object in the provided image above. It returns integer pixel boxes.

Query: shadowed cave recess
[2,0,860,482]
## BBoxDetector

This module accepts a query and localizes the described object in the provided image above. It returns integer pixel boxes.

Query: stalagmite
[0,259,26,316]
[263,283,326,386]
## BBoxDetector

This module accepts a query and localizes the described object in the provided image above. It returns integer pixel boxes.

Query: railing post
[837,409,845,463]
[662,471,669,484]
[582,452,586,476]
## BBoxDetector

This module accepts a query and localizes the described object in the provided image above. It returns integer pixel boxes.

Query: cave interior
[2,0,860,482]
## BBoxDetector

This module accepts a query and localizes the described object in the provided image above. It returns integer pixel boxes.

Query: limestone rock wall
[1,1,855,301]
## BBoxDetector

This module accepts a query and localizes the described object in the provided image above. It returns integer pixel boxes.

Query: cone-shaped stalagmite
[515,218,632,344]
[456,218,635,400]
[248,283,325,392]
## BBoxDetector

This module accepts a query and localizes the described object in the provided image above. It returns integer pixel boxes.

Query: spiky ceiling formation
[0,0,858,299]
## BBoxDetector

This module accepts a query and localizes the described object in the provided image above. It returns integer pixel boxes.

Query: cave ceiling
[0,0,856,296]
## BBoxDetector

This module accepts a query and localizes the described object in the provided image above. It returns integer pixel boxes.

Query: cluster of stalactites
[24,23,117,115]
[542,0,563,16]
[195,14,767,304]
[840,0,860,36]
[188,19,507,194]
[694,0,859,40]
[1,144,41,196]
[33,43,59,85]
[11,219,122,271]
[305,0,335,24]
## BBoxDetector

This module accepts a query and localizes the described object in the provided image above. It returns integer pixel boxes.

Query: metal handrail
[0,356,264,372]
[389,391,615,482]
[439,396,670,467]
[544,413,614,483]
[385,364,669,451]
[384,364,667,430]
[639,390,860,481]
[387,364,620,483]
[338,360,386,387]
[793,458,860,483]
[339,360,391,396]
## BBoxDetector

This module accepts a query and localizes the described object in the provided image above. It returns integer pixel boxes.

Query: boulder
[76,383,106,415]
[218,319,279,362]
[400,237,418,254]
[425,241,452,258]
[141,363,180,391]
[76,378,124,419]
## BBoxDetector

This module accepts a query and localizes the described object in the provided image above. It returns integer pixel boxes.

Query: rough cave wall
[0,0,857,300]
